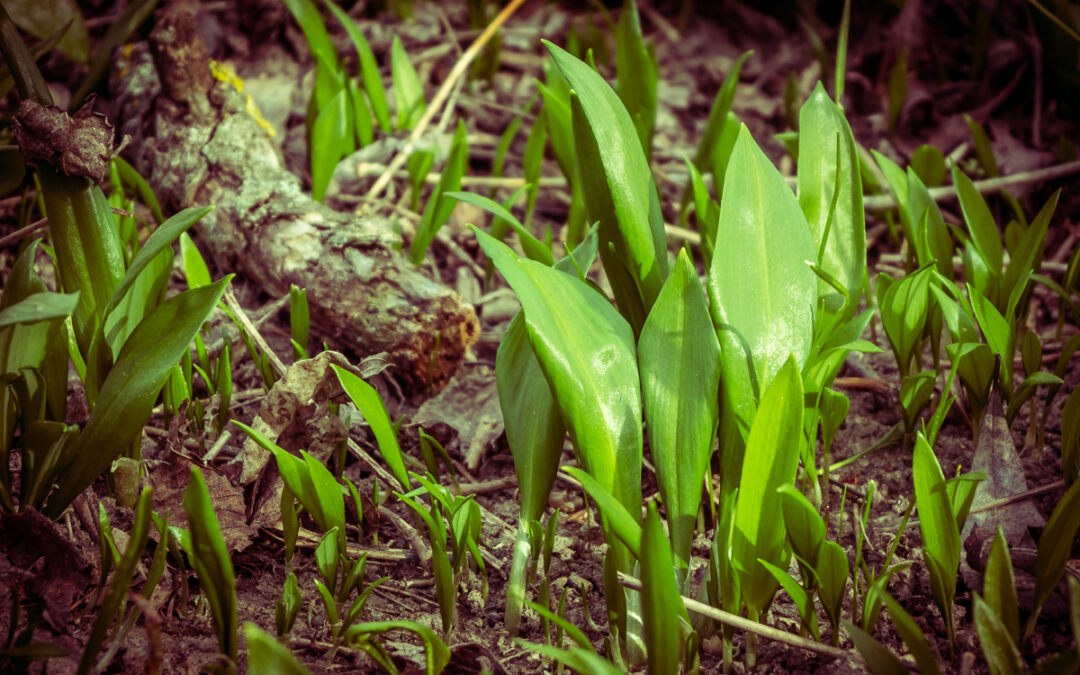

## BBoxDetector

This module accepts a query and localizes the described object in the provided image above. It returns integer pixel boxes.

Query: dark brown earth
[1,1,1079,673]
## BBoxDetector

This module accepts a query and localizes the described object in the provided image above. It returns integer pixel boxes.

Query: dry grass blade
[363,0,529,207]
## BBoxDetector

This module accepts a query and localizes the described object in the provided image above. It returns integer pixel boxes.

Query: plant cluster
[1,0,1079,673]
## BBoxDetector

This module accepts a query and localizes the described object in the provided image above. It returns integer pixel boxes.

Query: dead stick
[616,572,919,670]
[363,0,530,205]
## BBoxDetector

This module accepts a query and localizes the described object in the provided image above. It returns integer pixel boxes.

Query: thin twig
[221,287,288,378]
[0,217,47,247]
[617,573,918,670]
[362,0,530,206]
[863,160,1080,211]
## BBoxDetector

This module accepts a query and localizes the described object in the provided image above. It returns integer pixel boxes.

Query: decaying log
[108,10,478,391]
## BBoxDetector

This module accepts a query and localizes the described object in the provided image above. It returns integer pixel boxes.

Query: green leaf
[391,35,425,130]
[816,539,849,627]
[184,467,238,663]
[984,527,1020,643]
[311,87,349,201]
[323,0,390,132]
[103,205,213,324]
[282,0,338,71]
[913,432,959,645]
[409,121,469,264]
[910,145,946,187]
[1029,479,1080,635]
[880,265,934,377]
[332,365,410,492]
[445,191,552,265]
[496,313,564,524]
[43,277,232,517]
[615,0,657,160]
[844,620,909,675]
[760,558,820,640]
[0,292,79,329]
[641,502,686,675]
[975,594,1025,675]
[304,451,345,538]
[638,249,720,574]
[732,356,804,617]
[76,487,152,675]
[545,39,668,332]
[562,466,641,558]
[952,165,1003,275]
[345,621,450,675]
[797,81,865,312]
[777,483,825,571]
[710,125,817,429]
[179,232,212,289]
[245,623,312,675]
[879,592,942,675]
[6,0,88,63]
[474,227,641,526]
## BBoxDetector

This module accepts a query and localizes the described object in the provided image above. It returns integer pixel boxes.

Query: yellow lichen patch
[210,59,277,139]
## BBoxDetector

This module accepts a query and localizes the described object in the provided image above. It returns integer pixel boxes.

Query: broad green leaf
[323,0,390,132]
[475,227,641,524]
[475,225,641,636]
[880,592,942,675]
[900,370,935,431]
[968,285,1010,359]
[311,87,349,201]
[615,0,657,160]
[1062,388,1080,487]
[797,81,865,311]
[913,432,959,645]
[545,39,668,332]
[911,144,946,187]
[101,205,213,328]
[496,313,564,523]
[638,250,720,574]
[245,623,312,675]
[184,467,238,664]
[817,539,849,627]
[0,292,79,329]
[984,527,1019,643]
[975,594,1025,675]
[732,357,804,617]
[43,276,232,517]
[880,264,933,377]
[332,364,410,492]
[179,232,212,289]
[1000,190,1058,310]
[710,124,817,427]
[391,35,425,130]
[641,503,687,675]
[907,170,954,279]
[952,165,1003,275]
[844,620,909,675]
[777,483,825,572]
[303,451,345,538]
[1029,479,1080,633]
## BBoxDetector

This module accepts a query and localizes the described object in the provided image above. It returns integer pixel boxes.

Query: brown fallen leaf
[148,456,257,554]
[966,392,1045,549]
